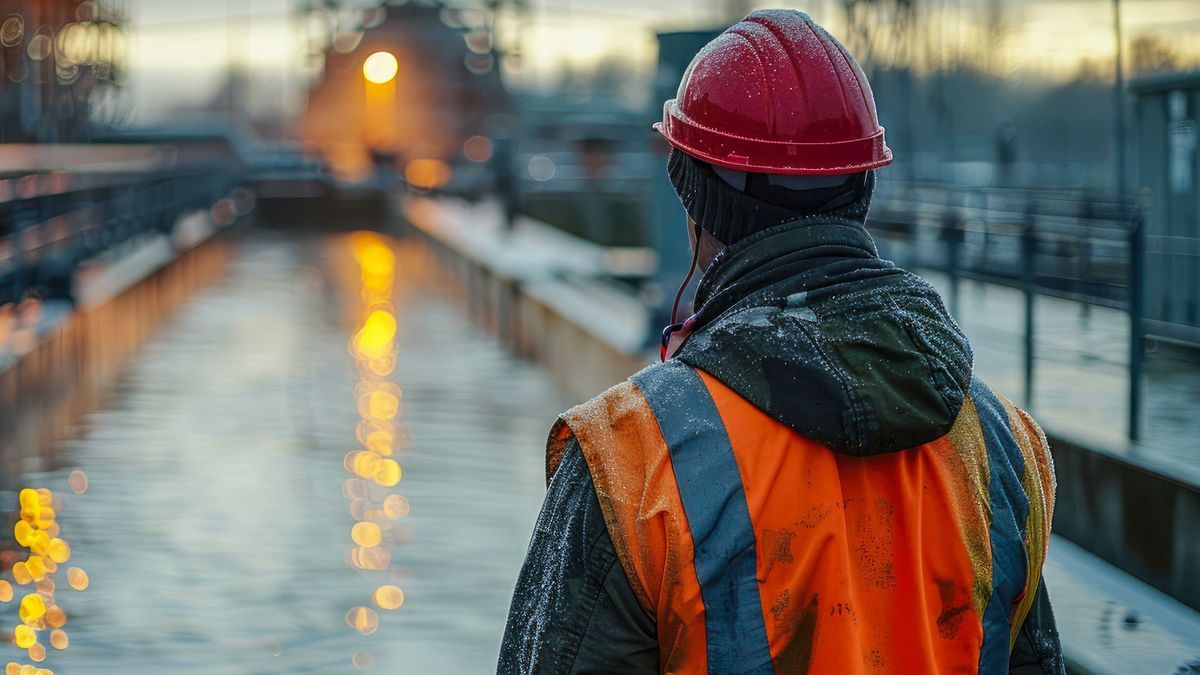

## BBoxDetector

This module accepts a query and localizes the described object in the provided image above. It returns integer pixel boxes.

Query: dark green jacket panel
[499,439,657,674]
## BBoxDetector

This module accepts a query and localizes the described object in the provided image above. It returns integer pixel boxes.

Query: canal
[3,232,564,673]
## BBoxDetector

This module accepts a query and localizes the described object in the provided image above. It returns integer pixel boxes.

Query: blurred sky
[123,0,1200,125]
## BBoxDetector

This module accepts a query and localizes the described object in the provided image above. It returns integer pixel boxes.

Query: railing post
[1022,210,1037,410]
[1128,212,1145,441]
[942,206,964,317]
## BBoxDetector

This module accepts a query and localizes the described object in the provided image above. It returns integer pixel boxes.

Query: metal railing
[0,168,237,306]
[867,181,1186,442]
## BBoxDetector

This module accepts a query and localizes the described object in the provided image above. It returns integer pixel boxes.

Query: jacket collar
[692,218,881,326]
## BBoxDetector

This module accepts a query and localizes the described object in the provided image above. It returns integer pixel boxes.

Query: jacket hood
[675,219,974,456]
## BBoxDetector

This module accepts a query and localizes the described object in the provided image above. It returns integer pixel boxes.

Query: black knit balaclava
[667,148,876,246]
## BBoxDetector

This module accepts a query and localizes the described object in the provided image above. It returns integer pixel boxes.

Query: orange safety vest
[546,360,1055,674]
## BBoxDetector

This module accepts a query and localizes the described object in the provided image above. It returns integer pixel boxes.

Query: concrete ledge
[403,197,652,402]
[1049,431,1200,612]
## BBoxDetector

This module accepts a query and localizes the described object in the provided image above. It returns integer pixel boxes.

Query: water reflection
[340,232,411,668]
[4,233,560,672]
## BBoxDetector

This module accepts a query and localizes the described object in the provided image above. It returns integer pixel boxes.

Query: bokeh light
[344,606,380,635]
[12,625,36,649]
[6,484,83,670]
[351,522,383,548]
[362,51,398,84]
[404,159,453,191]
[463,135,493,163]
[66,568,88,592]
[19,593,46,625]
[373,585,405,610]
[528,155,556,182]
[382,494,410,520]
[66,472,87,495]
[339,234,413,661]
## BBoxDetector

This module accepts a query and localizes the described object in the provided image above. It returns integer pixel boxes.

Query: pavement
[1044,537,1200,674]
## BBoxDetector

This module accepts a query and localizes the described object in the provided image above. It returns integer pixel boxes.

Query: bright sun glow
[362,51,398,84]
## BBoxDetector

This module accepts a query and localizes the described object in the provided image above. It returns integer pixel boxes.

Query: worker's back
[548,358,1054,673]
[508,221,1062,674]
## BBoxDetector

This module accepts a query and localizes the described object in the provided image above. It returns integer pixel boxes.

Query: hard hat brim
[655,100,894,176]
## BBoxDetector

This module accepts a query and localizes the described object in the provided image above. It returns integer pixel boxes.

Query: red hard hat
[654,10,893,176]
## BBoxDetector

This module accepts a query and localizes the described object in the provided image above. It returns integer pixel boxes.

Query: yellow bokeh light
[48,629,66,651]
[25,531,49,557]
[14,521,31,547]
[349,546,390,570]
[344,606,380,635]
[362,51,398,84]
[364,390,400,421]
[359,243,395,280]
[11,563,31,586]
[355,310,397,360]
[12,625,36,648]
[19,594,45,625]
[4,663,16,675]
[46,539,69,564]
[67,471,87,495]
[382,494,410,519]
[0,580,12,602]
[351,451,383,480]
[44,606,65,629]
[27,643,44,663]
[18,489,37,511]
[351,522,382,548]
[345,607,376,634]
[365,429,394,456]
[373,585,404,610]
[372,459,402,487]
[23,557,46,583]
[66,567,88,591]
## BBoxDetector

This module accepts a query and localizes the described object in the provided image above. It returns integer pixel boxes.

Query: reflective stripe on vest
[633,360,774,673]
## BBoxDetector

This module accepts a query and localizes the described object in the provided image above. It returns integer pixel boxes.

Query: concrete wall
[0,235,231,478]
[1049,433,1200,611]
[420,231,648,404]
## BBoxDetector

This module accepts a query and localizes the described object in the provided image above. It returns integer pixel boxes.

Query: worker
[499,9,1063,674]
